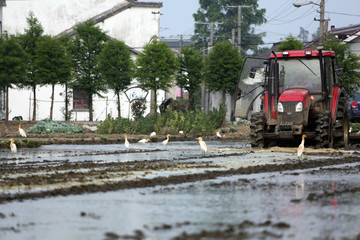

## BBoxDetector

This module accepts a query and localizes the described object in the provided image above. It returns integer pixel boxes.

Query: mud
[1,146,360,204]
[1,136,360,239]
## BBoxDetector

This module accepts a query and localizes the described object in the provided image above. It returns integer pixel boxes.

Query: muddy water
[1,141,360,239]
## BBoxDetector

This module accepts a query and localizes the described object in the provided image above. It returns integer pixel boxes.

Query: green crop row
[27,119,84,134]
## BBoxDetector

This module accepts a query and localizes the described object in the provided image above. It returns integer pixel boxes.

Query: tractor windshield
[278,58,321,93]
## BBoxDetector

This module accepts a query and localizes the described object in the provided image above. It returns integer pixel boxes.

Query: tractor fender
[331,86,343,123]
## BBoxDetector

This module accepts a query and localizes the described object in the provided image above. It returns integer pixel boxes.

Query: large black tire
[250,112,267,148]
[314,111,331,148]
[332,97,349,148]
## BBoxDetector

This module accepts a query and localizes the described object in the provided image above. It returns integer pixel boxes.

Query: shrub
[167,100,187,112]
[350,123,360,132]
[98,108,225,136]
[99,135,108,141]
[131,99,147,120]
[154,108,225,136]
[131,116,156,134]
[98,116,132,134]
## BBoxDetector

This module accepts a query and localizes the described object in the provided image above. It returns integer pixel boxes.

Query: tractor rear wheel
[332,97,349,148]
[250,112,267,148]
[314,111,330,148]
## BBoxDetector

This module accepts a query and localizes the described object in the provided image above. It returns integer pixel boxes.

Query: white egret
[139,138,150,144]
[196,137,207,154]
[19,124,27,138]
[297,134,306,160]
[10,138,17,156]
[162,134,170,146]
[216,129,222,138]
[124,134,130,150]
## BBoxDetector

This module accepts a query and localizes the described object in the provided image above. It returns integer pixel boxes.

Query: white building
[1,0,169,121]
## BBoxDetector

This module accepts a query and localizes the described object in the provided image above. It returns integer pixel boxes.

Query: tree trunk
[65,84,69,121]
[150,89,157,116]
[50,84,55,120]
[32,84,37,121]
[117,91,121,118]
[5,85,9,122]
[89,94,93,121]
[221,90,226,126]
[188,91,196,111]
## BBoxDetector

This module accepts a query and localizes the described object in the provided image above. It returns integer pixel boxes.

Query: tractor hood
[279,89,309,103]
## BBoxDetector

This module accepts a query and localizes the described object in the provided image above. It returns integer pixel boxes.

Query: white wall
[8,85,165,121]
[210,91,234,122]
[3,0,162,121]
[3,0,127,35]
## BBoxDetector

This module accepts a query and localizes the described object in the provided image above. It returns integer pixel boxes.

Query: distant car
[348,93,360,123]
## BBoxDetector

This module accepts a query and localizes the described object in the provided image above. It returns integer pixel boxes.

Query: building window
[73,88,89,110]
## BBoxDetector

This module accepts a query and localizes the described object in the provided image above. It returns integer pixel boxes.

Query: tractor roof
[270,50,336,58]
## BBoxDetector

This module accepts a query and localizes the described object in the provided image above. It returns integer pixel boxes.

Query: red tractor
[238,49,349,148]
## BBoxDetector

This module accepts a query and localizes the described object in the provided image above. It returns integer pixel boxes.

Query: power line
[325,11,360,17]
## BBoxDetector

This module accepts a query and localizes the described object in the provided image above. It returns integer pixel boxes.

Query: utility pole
[227,5,251,54]
[0,0,5,120]
[231,29,236,45]
[294,0,327,42]
[195,21,223,53]
[314,0,325,41]
[151,10,161,114]
[237,5,241,53]
[196,21,222,112]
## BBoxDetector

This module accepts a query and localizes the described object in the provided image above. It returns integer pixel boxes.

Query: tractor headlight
[278,102,284,112]
[295,102,303,112]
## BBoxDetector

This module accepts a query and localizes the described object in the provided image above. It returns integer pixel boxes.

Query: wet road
[1,141,360,239]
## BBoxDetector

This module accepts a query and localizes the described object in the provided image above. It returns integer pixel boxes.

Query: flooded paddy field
[1,140,360,239]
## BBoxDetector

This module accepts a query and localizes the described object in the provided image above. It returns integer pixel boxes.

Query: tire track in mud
[1,153,360,204]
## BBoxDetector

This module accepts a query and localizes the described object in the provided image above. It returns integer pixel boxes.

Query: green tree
[277,35,303,51]
[17,12,44,121]
[0,33,28,121]
[204,41,243,122]
[312,27,320,41]
[35,36,73,120]
[58,35,73,121]
[136,40,177,115]
[297,27,309,43]
[98,40,134,118]
[193,0,266,54]
[69,20,109,121]
[324,36,360,97]
[176,46,203,110]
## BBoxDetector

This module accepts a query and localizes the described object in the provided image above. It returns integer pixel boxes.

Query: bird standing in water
[124,134,130,150]
[297,134,306,160]
[162,134,170,146]
[138,138,150,144]
[19,124,27,138]
[216,129,222,138]
[196,137,207,154]
[10,138,17,156]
